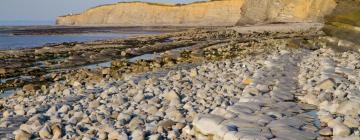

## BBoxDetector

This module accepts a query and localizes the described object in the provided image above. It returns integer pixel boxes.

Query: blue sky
[0,0,201,23]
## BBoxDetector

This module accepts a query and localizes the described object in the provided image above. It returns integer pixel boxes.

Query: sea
[0,21,165,50]
[0,32,150,50]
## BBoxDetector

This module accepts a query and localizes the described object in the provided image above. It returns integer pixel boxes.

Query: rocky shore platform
[1,23,360,140]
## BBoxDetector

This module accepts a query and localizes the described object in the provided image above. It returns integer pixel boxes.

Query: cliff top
[58,0,226,17]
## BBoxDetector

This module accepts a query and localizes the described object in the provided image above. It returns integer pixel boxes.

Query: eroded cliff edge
[56,0,336,26]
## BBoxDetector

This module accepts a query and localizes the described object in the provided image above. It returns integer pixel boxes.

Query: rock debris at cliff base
[0,24,360,140]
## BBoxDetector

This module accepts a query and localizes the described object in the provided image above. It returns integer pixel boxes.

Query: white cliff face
[56,0,337,26]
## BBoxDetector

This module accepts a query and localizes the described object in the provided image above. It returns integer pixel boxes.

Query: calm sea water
[0,32,158,50]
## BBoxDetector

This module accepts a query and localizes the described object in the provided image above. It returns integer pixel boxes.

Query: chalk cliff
[56,0,337,26]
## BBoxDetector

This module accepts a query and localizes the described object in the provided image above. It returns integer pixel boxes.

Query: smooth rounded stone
[318,91,334,101]
[129,117,144,131]
[236,132,268,140]
[162,90,180,102]
[210,108,236,119]
[108,131,127,140]
[337,101,360,116]
[233,113,273,126]
[27,107,38,115]
[149,134,161,140]
[22,84,37,91]
[36,96,47,102]
[166,108,184,122]
[19,124,34,134]
[63,89,72,96]
[226,105,253,114]
[116,113,131,122]
[334,89,347,99]
[65,124,76,133]
[238,96,272,106]
[265,111,283,119]
[328,120,351,137]
[58,104,71,113]
[193,114,225,135]
[156,120,175,130]
[89,100,100,109]
[14,105,25,115]
[317,110,334,123]
[167,130,179,139]
[143,105,158,115]
[100,91,110,99]
[298,93,319,106]
[132,129,145,140]
[212,124,238,138]
[98,131,108,140]
[14,130,31,140]
[344,116,360,128]
[234,102,262,111]
[270,89,294,101]
[301,124,318,133]
[267,117,306,129]
[223,131,240,140]
[169,100,181,107]
[72,81,82,87]
[333,135,360,140]
[242,87,260,96]
[319,101,339,113]
[39,124,51,139]
[28,114,48,124]
[214,96,225,105]
[0,120,10,127]
[319,127,333,136]
[107,86,119,93]
[196,89,208,99]
[347,91,360,103]
[133,93,145,103]
[2,110,11,118]
[182,125,194,135]
[316,78,336,90]
[51,124,62,139]
[256,84,270,93]
[111,96,126,106]
[68,116,79,125]
[270,125,316,140]
[189,69,198,77]
[331,124,350,136]
[173,123,185,130]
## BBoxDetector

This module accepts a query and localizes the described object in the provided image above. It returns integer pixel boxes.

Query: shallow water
[0,32,155,50]
[128,53,160,62]
[83,61,112,69]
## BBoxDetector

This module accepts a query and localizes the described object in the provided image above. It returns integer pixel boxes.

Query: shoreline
[0,26,195,36]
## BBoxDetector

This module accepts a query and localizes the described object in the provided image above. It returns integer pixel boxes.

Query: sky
[0,0,201,25]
